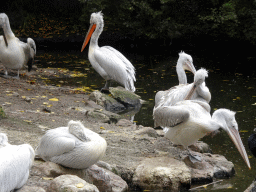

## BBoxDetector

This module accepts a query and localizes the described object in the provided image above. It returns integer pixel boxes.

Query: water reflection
[36,49,256,191]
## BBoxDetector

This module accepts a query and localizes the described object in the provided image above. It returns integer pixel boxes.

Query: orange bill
[81,24,96,52]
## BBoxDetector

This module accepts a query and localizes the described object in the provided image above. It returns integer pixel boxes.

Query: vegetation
[1,0,256,44]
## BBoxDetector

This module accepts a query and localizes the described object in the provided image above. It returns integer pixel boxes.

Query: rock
[87,109,122,123]
[189,141,212,153]
[133,157,191,191]
[89,90,125,112]
[17,186,46,192]
[116,119,134,127]
[183,152,235,184]
[109,87,141,109]
[244,179,256,192]
[135,127,159,138]
[47,175,99,192]
[35,161,84,177]
[89,87,142,112]
[84,164,128,192]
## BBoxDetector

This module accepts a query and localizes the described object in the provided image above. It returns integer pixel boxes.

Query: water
[36,47,256,191]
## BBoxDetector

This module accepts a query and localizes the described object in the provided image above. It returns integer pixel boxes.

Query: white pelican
[0,133,35,192]
[155,68,210,109]
[0,13,36,78]
[81,11,136,92]
[36,120,107,169]
[155,52,210,107]
[153,100,251,169]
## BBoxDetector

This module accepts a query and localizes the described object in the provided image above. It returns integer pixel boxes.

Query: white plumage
[81,11,136,92]
[153,99,251,169]
[36,120,107,169]
[0,13,36,78]
[155,52,210,108]
[0,133,35,192]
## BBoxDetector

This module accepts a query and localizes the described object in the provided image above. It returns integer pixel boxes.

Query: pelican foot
[100,88,110,94]
[188,154,202,163]
[0,74,11,79]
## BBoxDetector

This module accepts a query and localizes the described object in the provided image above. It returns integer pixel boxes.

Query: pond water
[36,46,256,191]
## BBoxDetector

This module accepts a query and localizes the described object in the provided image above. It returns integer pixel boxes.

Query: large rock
[47,175,99,192]
[34,161,128,192]
[109,87,141,109]
[89,87,142,112]
[183,152,235,184]
[132,157,191,191]
[84,164,128,192]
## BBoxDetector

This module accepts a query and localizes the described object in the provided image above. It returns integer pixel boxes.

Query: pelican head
[68,120,90,142]
[178,51,196,75]
[0,13,9,47]
[213,109,251,169]
[81,11,104,52]
[185,68,208,100]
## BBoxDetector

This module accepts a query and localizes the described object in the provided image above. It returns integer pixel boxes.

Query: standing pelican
[81,11,136,92]
[0,13,36,78]
[36,120,107,169]
[153,100,251,169]
[0,133,35,192]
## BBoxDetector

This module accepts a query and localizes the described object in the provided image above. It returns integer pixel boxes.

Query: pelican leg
[187,148,201,163]
[14,70,20,79]
[101,80,111,93]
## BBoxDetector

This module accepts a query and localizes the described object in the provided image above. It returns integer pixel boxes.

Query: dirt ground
[0,65,180,168]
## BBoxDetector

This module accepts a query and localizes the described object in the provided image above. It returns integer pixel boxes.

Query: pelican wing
[153,106,190,128]
[0,144,34,190]
[37,136,76,160]
[94,46,136,91]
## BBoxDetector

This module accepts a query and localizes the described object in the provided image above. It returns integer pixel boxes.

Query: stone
[132,157,191,191]
[47,175,99,192]
[89,90,126,112]
[244,180,256,192]
[84,164,128,192]
[87,108,122,123]
[17,186,46,192]
[135,127,159,138]
[183,152,235,184]
[109,87,141,109]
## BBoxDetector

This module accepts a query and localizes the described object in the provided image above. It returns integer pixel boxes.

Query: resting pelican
[36,120,107,169]
[153,100,251,169]
[81,11,136,92]
[0,133,35,192]
[0,13,36,78]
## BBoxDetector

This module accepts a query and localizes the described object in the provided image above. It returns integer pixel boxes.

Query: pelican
[81,11,136,92]
[153,100,251,169]
[248,128,256,158]
[155,68,210,110]
[36,120,107,169]
[0,13,36,78]
[155,52,211,108]
[0,133,35,192]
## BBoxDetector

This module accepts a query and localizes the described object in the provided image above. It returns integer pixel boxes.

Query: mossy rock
[109,87,141,108]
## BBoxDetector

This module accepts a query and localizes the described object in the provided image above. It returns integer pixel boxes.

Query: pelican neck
[3,18,15,40]
[176,60,187,85]
[90,22,104,47]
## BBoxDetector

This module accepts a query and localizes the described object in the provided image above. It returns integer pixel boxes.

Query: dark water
[36,47,256,191]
